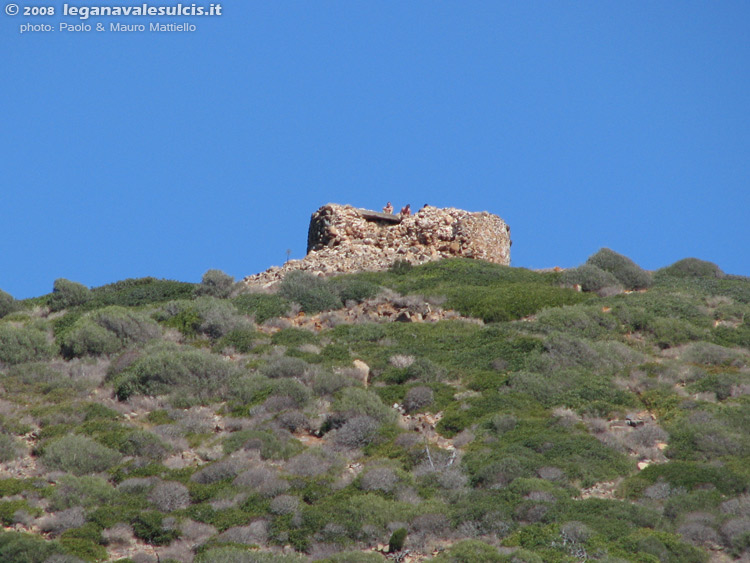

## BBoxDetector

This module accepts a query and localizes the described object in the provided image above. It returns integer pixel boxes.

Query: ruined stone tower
[243,204,511,288]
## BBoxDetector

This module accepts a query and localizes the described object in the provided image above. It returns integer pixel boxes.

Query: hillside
[0,251,749,562]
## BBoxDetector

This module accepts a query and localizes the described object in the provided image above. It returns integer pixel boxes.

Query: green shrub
[560,264,621,293]
[320,552,383,562]
[658,258,724,279]
[0,499,39,526]
[622,529,708,563]
[312,371,356,396]
[333,387,395,423]
[0,434,23,463]
[193,297,243,339]
[41,435,122,475]
[214,327,261,353]
[159,298,241,339]
[586,248,652,290]
[0,289,18,319]
[388,527,407,552]
[110,342,239,401]
[405,357,448,383]
[448,284,588,323]
[131,511,179,545]
[0,324,54,365]
[59,532,108,561]
[86,277,195,308]
[229,374,311,411]
[59,318,121,359]
[329,278,380,303]
[105,429,171,460]
[679,341,747,367]
[260,356,310,379]
[232,293,290,324]
[49,278,91,311]
[158,300,202,337]
[389,259,413,275]
[431,539,510,562]
[223,429,303,459]
[534,305,619,339]
[195,546,307,562]
[49,475,117,511]
[647,317,706,349]
[196,269,235,298]
[621,461,746,497]
[0,478,33,497]
[278,271,342,313]
[271,328,319,347]
[91,307,160,343]
[0,531,63,562]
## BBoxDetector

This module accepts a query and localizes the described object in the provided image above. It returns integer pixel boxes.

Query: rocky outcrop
[244,204,510,288]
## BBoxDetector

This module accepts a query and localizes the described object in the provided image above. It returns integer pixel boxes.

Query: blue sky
[2,2,749,298]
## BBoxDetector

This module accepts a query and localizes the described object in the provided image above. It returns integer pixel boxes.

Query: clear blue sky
[2,2,749,298]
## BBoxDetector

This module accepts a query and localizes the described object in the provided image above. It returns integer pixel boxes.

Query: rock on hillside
[244,203,511,288]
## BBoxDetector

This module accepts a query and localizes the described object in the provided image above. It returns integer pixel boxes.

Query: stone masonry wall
[243,204,511,288]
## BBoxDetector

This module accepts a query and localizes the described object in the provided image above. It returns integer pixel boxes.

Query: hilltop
[0,249,748,562]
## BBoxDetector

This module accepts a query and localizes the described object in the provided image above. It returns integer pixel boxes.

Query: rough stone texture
[244,203,510,288]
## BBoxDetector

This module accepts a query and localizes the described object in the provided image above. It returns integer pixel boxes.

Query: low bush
[431,539,509,562]
[448,284,588,323]
[157,298,242,339]
[38,507,86,535]
[148,481,191,512]
[86,277,195,308]
[0,434,23,463]
[321,552,383,563]
[260,356,310,379]
[359,466,399,493]
[647,318,706,349]
[560,264,622,293]
[679,341,747,367]
[622,461,747,498]
[41,435,122,475]
[331,415,380,449]
[193,297,243,339]
[657,258,724,279]
[233,465,289,496]
[388,527,407,552]
[48,278,91,312]
[403,386,434,413]
[0,499,40,526]
[329,277,380,304]
[59,534,108,561]
[332,387,395,423]
[214,327,261,354]
[0,289,18,319]
[59,318,121,359]
[195,546,307,562]
[586,248,652,290]
[278,271,342,314]
[223,428,303,460]
[230,375,310,410]
[109,342,239,401]
[232,293,290,324]
[196,269,235,298]
[312,371,356,396]
[534,305,620,339]
[49,475,117,511]
[0,531,64,563]
[0,324,54,365]
[131,511,179,546]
